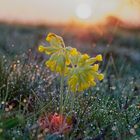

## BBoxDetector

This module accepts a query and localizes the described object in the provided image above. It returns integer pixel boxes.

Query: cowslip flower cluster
[38,33,104,92]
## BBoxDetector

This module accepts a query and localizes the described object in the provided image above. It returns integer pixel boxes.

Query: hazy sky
[0,0,140,25]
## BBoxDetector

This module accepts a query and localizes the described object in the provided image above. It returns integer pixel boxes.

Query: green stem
[60,75,64,114]
[63,87,70,111]
[71,92,75,113]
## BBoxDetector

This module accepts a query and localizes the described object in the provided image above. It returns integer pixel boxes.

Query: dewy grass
[0,32,140,139]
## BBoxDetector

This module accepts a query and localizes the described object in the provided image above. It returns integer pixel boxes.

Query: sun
[76,3,92,20]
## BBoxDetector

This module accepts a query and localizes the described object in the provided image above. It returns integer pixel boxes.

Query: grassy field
[0,23,140,140]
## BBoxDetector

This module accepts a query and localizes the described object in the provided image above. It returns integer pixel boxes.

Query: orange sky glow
[0,0,140,26]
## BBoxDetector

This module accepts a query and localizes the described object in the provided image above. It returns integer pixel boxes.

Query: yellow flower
[68,74,78,92]
[46,33,56,42]
[65,47,79,65]
[38,45,62,55]
[46,33,64,47]
[45,60,56,71]
[85,54,103,66]
[38,33,104,92]
[67,53,104,92]
[38,45,47,53]
[70,48,78,56]
[38,33,81,75]
[78,54,90,65]
[97,73,104,81]
[82,54,90,60]
[67,65,99,92]
[92,64,99,71]
[95,54,103,61]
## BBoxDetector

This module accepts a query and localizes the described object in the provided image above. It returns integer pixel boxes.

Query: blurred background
[0,0,140,75]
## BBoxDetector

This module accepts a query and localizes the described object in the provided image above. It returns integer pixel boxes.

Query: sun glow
[76,3,92,20]
[74,0,140,24]
[75,0,121,23]
[0,0,140,25]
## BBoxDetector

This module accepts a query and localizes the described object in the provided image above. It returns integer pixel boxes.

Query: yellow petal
[66,59,70,65]
[38,45,46,52]
[45,60,55,70]
[82,54,90,60]
[90,80,96,86]
[92,64,99,71]
[46,33,56,42]
[70,48,78,56]
[95,55,103,61]
[46,33,64,46]
[97,74,104,81]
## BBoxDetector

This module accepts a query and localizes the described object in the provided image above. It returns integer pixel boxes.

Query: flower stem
[60,75,64,114]
[70,92,75,113]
